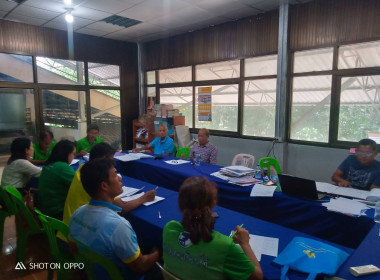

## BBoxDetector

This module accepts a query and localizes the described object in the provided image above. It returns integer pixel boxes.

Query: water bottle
[255,164,262,179]
[195,152,201,166]
[375,198,380,223]
[270,166,282,192]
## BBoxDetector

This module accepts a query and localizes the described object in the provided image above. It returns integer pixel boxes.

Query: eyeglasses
[357,151,373,157]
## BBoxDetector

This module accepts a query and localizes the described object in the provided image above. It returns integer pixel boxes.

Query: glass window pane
[159,66,191,83]
[0,53,33,82]
[338,75,380,143]
[290,76,332,142]
[196,60,240,81]
[146,71,156,85]
[0,88,36,155]
[195,84,238,131]
[41,89,87,141]
[37,57,85,85]
[338,41,380,69]
[245,55,277,77]
[243,79,276,137]
[160,87,193,128]
[90,89,121,150]
[294,48,333,73]
[88,63,120,87]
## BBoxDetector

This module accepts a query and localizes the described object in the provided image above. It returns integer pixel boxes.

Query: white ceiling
[0,0,311,43]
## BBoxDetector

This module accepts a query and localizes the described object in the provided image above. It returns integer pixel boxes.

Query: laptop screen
[278,174,319,200]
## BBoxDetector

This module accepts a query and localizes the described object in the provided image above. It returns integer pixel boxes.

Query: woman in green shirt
[36,140,76,220]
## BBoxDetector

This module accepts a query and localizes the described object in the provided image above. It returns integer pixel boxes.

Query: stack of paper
[322,197,370,216]
[114,153,154,162]
[250,184,277,197]
[220,166,255,177]
[211,171,262,187]
[316,182,380,201]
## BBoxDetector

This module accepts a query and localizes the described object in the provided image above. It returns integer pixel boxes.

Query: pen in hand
[229,224,244,238]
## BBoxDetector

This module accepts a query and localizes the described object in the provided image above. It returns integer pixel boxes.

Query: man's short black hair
[358,138,377,151]
[87,123,100,132]
[90,143,116,161]
[80,158,115,197]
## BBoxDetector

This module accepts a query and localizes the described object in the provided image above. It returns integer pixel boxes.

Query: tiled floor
[0,215,54,280]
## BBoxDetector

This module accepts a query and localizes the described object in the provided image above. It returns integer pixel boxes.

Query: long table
[120,175,380,280]
[117,154,374,249]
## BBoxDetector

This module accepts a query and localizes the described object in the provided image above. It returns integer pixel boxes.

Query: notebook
[278,174,326,201]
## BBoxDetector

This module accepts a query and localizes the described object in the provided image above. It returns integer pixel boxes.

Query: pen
[158,211,161,219]
[229,224,244,238]
[155,186,159,191]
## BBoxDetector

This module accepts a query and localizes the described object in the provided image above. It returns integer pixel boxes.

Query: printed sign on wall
[198,86,212,121]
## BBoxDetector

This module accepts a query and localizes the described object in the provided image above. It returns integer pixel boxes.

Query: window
[88,63,120,87]
[0,53,33,83]
[90,89,121,149]
[146,71,156,85]
[243,79,277,137]
[338,75,380,142]
[0,88,35,155]
[195,84,238,131]
[158,66,191,83]
[160,87,192,127]
[245,55,277,77]
[339,41,380,69]
[41,89,86,140]
[293,48,333,73]
[290,76,332,142]
[196,60,240,81]
[37,57,85,85]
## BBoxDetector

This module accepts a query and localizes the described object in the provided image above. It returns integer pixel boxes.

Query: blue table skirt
[120,175,360,280]
[117,155,374,249]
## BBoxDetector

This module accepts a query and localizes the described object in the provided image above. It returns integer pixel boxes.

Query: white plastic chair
[231,153,255,169]
[156,262,182,280]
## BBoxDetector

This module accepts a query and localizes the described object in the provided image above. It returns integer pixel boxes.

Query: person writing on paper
[76,123,104,157]
[62,142,156,230]
[189,128,218,164]
[132,124,174,156]
[332,138,380,190]
[70,158,161,279]
[162,177,263,280]
[31,129,56,164]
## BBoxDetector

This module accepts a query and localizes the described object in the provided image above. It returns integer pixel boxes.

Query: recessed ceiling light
[64,0,72,5]
[65,9,74,23]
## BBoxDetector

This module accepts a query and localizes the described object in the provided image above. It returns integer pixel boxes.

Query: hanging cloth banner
[198,86,212,121]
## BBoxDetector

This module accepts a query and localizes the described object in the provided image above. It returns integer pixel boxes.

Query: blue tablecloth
[120,176,364,280]
[117,154,374,249]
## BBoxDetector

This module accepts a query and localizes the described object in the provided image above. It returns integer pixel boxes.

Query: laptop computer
[278,174,326,201]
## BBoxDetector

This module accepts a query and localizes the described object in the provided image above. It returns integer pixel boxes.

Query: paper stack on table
[322,197,370,216]
[114,153,154,162]
[219,166,255,177]
[211,170,262,187]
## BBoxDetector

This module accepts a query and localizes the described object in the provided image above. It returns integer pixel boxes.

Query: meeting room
[0,0,380,279]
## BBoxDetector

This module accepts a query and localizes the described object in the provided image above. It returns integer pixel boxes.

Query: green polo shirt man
[33,130,56,161]
[76,124,104,157]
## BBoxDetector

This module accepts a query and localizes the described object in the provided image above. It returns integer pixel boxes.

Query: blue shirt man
[69,158,160,278]
[332,138,380,190]
[133,125,174,156]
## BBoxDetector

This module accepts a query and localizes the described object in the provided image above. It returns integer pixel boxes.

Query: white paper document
[114,153,154,162]
[164,159,190,165]
[118,186,144,198]
[250,184,277,197]
[143,196,165,206]
[316,182,338,193]
[120,192,165,206]
[249,234,279,261]
[322,197,370,216]
[70,159,80,165]
[210,171,230,181]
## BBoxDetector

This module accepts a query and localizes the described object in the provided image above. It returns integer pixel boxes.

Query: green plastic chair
[73,238,123,280]
[0,187,18,252]
[258,157,282,175]
[175,147,191,159]
[156,262,182,280]
[4,186,45,266]
[35,209,74,280]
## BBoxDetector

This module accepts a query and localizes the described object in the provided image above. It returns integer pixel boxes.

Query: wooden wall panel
[0,19,139,149]
[143,11,279,70]
[290,0,380,50]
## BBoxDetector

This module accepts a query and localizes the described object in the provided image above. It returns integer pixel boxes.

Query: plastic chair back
[258,157,282,175]
[5,186,44,265]
[176,147,191,159]
[231,153,255,169]
[0,187,18,252]
[156,262,182,280]
[73,238,123,280]
[35,209,74,280]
